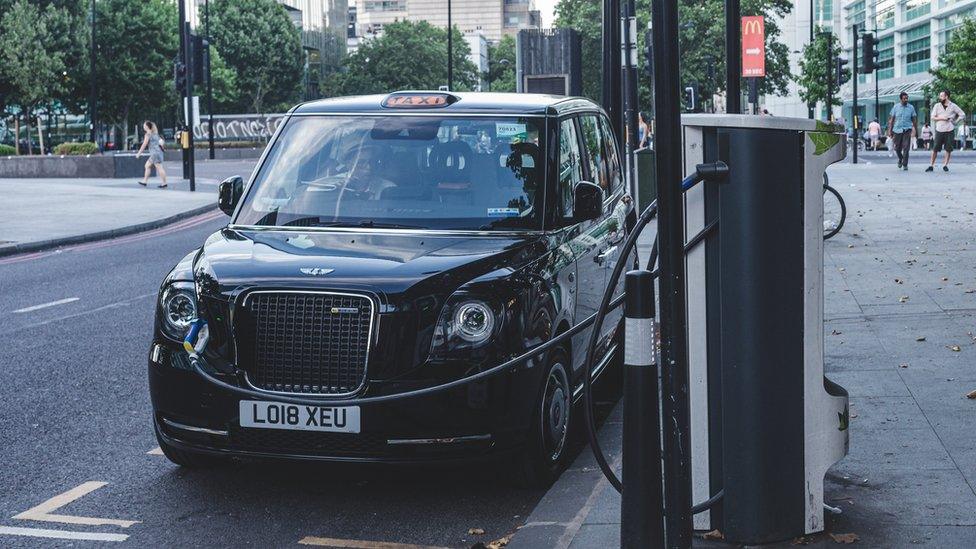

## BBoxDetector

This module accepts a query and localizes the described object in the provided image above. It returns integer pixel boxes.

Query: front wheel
[823,177,846,240]
[512,349,573,487]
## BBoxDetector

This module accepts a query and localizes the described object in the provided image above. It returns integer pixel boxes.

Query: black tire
[156,432,227,468]
[513,348,573,488]
[823,178,846,240]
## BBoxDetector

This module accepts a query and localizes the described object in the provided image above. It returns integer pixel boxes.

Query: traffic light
[861,32,878,74]
[684,85,697,112]
[835,57,850,85]
[190,34,209,86]
[642,29,653,77]
[174,61,187,95]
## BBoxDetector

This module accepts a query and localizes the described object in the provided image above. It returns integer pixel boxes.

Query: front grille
[239,291,373,394]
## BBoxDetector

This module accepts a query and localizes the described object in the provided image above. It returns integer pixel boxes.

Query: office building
[351,0,539,43]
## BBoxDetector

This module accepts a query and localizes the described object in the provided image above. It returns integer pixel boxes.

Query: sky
[538,0,557,27]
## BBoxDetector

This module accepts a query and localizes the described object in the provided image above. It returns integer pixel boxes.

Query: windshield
[235,115,546,231]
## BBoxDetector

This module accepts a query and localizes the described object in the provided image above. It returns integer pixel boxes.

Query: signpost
[741,16,765,114]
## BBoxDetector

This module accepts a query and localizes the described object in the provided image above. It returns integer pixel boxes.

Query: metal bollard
[620,270,664,548]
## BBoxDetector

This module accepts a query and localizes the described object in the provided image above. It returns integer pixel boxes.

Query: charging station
[680,115,849,544]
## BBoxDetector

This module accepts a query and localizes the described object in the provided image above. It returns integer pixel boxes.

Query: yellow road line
[298,537,449,549]
[12,481,139,528]
[0,526,128,542]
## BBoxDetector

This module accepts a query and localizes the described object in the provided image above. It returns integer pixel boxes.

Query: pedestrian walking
[956,122,970,151]
[868,118,882,150]
[638,111,651,149]
[886,92,917,170]
[927,90,966,172]
[136,120,168,188]
[921,123,933,150]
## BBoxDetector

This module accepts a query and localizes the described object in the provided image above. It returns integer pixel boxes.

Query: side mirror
[217,176,244,217]
[573,180,604,221]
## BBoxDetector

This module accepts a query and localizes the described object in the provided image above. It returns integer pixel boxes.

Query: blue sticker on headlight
[183,319,209,358]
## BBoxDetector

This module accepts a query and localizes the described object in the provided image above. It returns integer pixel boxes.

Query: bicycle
[823,172,846,240]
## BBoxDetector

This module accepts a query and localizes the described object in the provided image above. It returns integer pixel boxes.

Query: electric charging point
[680,115,849,544]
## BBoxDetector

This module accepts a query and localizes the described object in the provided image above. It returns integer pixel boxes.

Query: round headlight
[161,285,197,336]
[453,301,494,343]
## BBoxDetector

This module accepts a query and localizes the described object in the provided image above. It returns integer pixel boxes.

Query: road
[0,202,616,547]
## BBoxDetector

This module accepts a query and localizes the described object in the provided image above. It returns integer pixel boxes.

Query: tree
[486,35,516,92]
[330,21,479,96]
[0,0,72,153]
[797,30,847,113]
[92,0,178,147]
[210,0,304,113]
[929,18,976,118]
[554,0,793,110]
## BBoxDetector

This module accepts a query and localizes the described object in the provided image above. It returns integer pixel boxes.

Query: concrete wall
[0,155,146,179]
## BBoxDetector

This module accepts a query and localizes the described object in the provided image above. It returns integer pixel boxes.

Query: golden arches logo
[743,19,763,35]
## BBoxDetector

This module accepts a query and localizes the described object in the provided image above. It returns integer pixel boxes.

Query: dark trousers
[893,131,912,166]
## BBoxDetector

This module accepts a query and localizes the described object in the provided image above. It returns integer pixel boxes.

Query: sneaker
[897,162,903,168]
[903,165,908,171]
[943,166,949,172]
[925,166,934,172]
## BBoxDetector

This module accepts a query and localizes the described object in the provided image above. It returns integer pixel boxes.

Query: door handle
[594,245,618,265]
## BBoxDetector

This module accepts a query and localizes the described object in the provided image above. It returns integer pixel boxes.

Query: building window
[903,23,931,75]
[939,7,976,52]
[904,0,930,21]
[815,0,832,22]
[877,35,894,80]
[875,0,895,31]
[363,0,405,12]
[847,0,866,26]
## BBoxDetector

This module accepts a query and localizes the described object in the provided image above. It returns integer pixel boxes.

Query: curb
[0,202,219,258]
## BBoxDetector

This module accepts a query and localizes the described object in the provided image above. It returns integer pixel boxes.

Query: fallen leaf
[792,536,814,545]
[898,296,909,303]
[948,345,962,352]
[829,532,860,544]
[894,278,903,284]
[916,336,927,342]
[942,277,949,281]
[831,330,843,335]
[468,528,486,536]
[702,529,724,540]
[486,534,512,549]
[966,390,976,400]
[848,244,855,248]
[900,363,909,368]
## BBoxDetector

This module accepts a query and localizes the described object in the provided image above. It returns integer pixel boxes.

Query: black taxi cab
[149,91,634,485]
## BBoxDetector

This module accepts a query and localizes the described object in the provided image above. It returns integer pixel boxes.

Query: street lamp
[89,0,96,145]
[487,58,510,92]
[447,0,453,91]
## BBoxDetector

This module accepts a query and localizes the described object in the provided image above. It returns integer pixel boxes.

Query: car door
[579,113,629,348]
[556,116,607,378]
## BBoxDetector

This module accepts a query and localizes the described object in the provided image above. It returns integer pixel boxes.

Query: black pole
[447,0,453,91]
[808,0,815,118]
[852,24,858,164]
[602,0,622,138]
[651,0,693,545]
[725,0,741,113]
[179,7,196,191]
[620,270,665,548]
[89,0,97,145]
[825,31,832,121]
[622,1,639,198]
[206,0,215,160]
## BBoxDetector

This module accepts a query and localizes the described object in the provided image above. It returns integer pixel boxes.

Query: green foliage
[486,35,516,92]
[92,0,178,131]
[53,141,99,155]
[555,0,794,109]
[797,30,847,110]
[929,18,976,118]
[210,0,305,112]
[0,1,71,110]
[0,143,15,156]
[209,48,239,112]
[330,21,479,96]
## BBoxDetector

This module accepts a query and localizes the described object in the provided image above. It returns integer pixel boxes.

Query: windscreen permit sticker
[496,122,528,140]
[488,208,520,217]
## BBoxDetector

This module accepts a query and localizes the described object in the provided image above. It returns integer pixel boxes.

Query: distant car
[149,91,634,485]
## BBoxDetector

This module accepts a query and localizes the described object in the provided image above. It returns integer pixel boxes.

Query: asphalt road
[0,210,616,548]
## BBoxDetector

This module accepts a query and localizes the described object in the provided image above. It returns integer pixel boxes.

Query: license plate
[239,400,361,433]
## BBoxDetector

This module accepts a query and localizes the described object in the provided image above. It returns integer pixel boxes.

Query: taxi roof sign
[382,92,459,109]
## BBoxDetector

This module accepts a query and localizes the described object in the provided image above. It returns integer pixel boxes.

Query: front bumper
[149,344,541,463]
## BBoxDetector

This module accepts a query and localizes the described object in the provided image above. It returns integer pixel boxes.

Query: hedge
[53,142,100,156]
[0,144,15,156]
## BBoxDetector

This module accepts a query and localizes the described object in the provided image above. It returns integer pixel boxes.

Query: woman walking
[136,121,168,188]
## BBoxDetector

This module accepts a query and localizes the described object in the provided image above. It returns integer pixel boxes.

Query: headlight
[159,282,197,339]
[430,297,500,356]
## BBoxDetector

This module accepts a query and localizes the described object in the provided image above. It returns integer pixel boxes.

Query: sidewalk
[510,162,976,548]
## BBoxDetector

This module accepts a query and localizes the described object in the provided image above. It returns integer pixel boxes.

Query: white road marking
[12,297,80,314]
[298,537,449,549]
[12,481,139,528]
[7,292,156,334]
[147,447,164,455]
[0,526,128,542]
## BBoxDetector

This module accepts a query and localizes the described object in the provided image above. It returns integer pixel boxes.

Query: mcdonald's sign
[741,16,766,77]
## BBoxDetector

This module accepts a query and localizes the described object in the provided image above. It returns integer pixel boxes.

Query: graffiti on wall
[192,114,286,141]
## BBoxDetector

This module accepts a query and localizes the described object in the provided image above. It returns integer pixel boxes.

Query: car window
[598,115,623,194]
[235,115,545,231]
[579,115,611,193]
[558,118,584,221]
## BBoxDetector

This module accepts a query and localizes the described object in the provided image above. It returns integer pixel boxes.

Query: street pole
[825,31,832,121]
[725,0,741,113]
[652,0,693,545]
[808,0,815,118]
[89,0,97,146]
[602,0,622,138]
[852,24,858,164]
[447,0,453,91]
[206,0,215,160]
[621,1,639,198]
[620,270,665,548]
[178,1,196,191]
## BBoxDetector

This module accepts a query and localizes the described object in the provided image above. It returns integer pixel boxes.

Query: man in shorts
[887,92,917,170]
[927,90,967,172]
